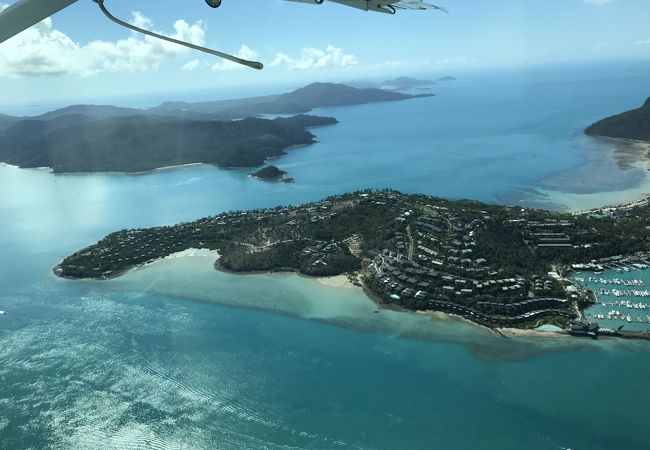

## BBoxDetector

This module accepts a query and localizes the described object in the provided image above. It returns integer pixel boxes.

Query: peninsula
[55,190,650,334]
[586,97,650,142]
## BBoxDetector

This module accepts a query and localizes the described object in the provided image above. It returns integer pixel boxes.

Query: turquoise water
[2,62,650,449]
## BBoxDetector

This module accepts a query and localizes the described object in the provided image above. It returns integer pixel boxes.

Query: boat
[0,310,5,315]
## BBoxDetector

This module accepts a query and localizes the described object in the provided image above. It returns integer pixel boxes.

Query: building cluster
[364,201,575,323]
[518,218,575,248]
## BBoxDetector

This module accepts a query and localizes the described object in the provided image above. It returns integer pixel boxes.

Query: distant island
[0,82,431,173]
[586,97,650,142]
[383,77,436,90]
[154,82,432,118]
[348,76,453,91]
[54,189,650,337]
[251,165,292,183]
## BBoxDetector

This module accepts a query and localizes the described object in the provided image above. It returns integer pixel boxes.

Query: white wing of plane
[0,0,445,70]
[0,0,79,43]
[392,0,447,11]
[287,0,447,14]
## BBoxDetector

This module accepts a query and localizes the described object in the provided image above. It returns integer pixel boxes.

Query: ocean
[1,61,650,449]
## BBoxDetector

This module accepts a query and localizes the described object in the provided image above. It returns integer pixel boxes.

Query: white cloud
[182,59,201,71]
[211,45,259,72]
[0,9,206,77]
[270,45,358,71]
[635,38,650,46]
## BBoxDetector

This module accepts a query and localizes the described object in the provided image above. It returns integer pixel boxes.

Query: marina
[573,276,646,287]
[571,266,650,331]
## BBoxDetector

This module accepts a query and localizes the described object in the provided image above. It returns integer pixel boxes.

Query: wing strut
[93,0,263,70]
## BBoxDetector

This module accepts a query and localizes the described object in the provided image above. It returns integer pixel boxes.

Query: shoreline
[56,248,649,341]
[590,136,650,147]
[54,247,221,281]
[532,135,650,213]
[573,195,650,216]
[215,265,579,339]
[497,326,568,339]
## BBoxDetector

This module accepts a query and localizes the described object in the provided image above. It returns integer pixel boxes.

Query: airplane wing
[0,0,79,44]
[0,0,263,70]
[0,0,442,71]
[286,0,446,14]
[392,0,447,12]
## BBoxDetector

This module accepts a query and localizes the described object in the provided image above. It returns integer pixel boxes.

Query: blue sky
[0,0,649,110]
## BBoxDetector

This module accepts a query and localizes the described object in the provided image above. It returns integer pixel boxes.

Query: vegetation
[251,165,287,181]
[0,113,17,133]
[155,82,431,117]
[0,81,431,173]
[586,97,650,142]
[54,190,650,329]
[0,114,336,173]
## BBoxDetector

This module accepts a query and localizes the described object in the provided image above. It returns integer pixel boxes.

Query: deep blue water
[2,62,650,449]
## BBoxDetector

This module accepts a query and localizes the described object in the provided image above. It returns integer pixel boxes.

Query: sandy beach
[119,248,220,277]
[414,311,572,338]
[162,248,220,260]
[497,327,568,339]
[314,274,358,289]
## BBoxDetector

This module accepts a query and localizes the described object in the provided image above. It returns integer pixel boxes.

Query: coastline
[313,274,358,289]
[536,135,650,213]
[230,268,578,339]
[574,195,650,216]
[59,246,649,341]
[497,327,568,339]
[54,247,221,281]
[591,136,650,147]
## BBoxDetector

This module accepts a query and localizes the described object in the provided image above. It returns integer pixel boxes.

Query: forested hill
[0,80,429,173]
[0,113,18,133]
[585,97,650,142]
[0,114,337,173]
[155,82,431,117]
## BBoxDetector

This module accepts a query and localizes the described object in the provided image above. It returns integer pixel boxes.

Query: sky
[0,0,649,111]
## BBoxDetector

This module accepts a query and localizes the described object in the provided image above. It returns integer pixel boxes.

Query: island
[154,82,433,118]
[251,165,288,182]
[586,97,650,142]
[0,82,432,173]
[54,190,650,336]
[382,77,436,90]
[0,114,336,173]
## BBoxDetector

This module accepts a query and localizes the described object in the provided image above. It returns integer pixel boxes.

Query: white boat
[0,310,5,315]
